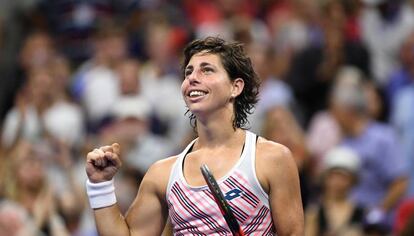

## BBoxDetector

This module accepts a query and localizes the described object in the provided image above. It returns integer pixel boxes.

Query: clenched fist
[86,143,122,183]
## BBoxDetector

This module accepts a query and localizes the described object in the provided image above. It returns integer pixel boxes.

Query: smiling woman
[182,37,260,130]
[85,36,304,236]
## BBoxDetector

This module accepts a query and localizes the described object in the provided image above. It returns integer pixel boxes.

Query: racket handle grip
[236,229,245,236]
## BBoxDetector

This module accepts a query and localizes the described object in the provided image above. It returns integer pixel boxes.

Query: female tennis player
[85,37,304,235]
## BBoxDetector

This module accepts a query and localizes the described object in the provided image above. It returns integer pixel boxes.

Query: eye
[184,69,193,78]
[201,67,214,74]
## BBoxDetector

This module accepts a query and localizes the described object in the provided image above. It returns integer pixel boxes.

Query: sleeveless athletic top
[166,131,276,235]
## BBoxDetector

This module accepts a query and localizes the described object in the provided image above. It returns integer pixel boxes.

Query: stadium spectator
[330,73,408,231]
[386,31,414,106]
[360,0,414,84]
[287,0,370,126]
[305,146,364,236]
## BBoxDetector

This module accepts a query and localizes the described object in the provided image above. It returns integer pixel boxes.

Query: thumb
[112,143,120,155]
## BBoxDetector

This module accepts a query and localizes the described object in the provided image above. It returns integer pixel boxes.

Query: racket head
[200,164,244,236]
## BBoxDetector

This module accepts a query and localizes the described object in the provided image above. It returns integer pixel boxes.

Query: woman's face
[324,169,354,197]
[181,52,242,117]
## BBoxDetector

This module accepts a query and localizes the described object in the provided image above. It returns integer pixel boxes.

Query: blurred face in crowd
[247,43,268,79]
[262,107,306,168]
[182,52,239,117]
[331,101,353,132]
[14,143,46,192]
[146,24,173,66]
[94,29,127,65]
[363,82,383,120]
[323,0,347,29]
[324,168,355,198]
[330,85,368,135]
[27,67,54,104]
[50,56,71,88]
[324,26,345,52]
[217,0,240,16]
[116,59,140,95]
[263,107,298,147]
[20,32,54,69]
[105,35,127,62]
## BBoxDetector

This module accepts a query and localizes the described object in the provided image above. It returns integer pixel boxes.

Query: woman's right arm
[86,143,172,236]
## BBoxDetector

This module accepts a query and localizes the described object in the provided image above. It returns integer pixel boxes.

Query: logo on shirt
[224,189,243,201]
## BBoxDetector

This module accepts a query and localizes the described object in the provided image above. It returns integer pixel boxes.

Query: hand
[364,207,387,228]
[0,206,25,236]
[86,143,122,183]
[33,185,55,229]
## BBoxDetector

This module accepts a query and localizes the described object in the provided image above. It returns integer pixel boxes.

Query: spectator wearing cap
[305,146,364,236]
[330,72,408,231]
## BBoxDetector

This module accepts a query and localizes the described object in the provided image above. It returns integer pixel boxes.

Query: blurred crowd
[1,0,414,235]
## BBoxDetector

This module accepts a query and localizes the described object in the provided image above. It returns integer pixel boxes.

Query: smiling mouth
[188,90,208,98]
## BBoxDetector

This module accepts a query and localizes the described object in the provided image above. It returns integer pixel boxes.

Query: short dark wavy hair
[182,37,260,130]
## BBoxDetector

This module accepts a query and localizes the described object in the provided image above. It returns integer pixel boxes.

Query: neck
[347,116,369,137]
[324,192,348,203]
[195,109,243,148]
[18,186,41,208]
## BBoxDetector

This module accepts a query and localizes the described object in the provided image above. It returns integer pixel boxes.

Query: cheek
[180,80,188,97]
[325,173,353,190]
[210,79,232,98]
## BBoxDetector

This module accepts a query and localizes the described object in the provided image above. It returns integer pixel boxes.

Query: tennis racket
[200,164,245,236]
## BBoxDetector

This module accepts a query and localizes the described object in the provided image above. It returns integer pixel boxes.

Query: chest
[167,171,272,234]
[182,147,244,187]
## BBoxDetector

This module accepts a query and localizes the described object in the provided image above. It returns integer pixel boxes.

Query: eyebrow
[185,62,215,70]
[185,65,193,71]
[200,62,214,68]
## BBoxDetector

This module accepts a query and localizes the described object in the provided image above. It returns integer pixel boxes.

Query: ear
[231,78,244,98]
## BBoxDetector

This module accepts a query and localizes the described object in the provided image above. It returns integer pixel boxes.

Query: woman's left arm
[257,140,304,236]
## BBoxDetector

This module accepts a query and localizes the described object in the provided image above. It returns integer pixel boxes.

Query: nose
[187,70,200,84]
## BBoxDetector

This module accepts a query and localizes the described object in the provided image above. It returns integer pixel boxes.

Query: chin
[187,105,211,118]
[187,107,204,117]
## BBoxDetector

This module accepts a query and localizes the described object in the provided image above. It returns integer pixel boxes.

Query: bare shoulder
[255,137,298,192]
[147,155,178,175]
[256,137,295,167]
[142,155,179,195]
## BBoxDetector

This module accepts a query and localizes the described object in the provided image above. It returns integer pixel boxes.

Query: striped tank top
[166,131,276,235]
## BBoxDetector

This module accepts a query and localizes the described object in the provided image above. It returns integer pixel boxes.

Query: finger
[94,156,108,168]
[100,145,113,153]
[112,143,120,156]
[106,151,122,168]
[87,153,106,168]
[87,151,100,163]
[93,148,105,157]
[92,155,102,167]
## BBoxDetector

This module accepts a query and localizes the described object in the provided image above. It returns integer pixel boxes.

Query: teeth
[189,90,206,97]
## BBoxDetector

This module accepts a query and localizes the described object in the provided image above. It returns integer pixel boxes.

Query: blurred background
[1,0,414,235]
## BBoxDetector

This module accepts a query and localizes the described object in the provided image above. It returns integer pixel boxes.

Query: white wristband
[86,179,117,209]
